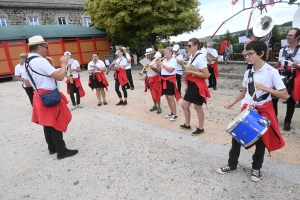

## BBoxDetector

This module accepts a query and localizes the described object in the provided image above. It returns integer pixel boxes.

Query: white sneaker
[165,113,172,118]
[170,115,177,121]
[77,104,83,108]
[71,105,77,111]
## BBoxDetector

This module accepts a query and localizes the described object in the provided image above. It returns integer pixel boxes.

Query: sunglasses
[188,44,195,48]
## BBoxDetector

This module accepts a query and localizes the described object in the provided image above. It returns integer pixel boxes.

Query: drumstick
[276,57,300,66]
[208,98,234,110]
[246,79,263,110]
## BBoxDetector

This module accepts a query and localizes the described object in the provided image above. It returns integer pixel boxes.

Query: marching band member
[14,53,34,106]
[143,48,162,114]
[217,41,289,182]
[25,35,78,159]
[173,44,184,95]
[273,28,300,131]
[64,52,85,110]
[113,48,129,106]
[122,47,135,90]
[206,42,219,90]
[158,47,181,121]
[88,52,109,106]
[180,38,210,134]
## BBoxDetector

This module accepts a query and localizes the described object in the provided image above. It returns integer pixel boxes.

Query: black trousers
[68,83,80,106]
[176,74,182,94]
[24,86,34,106]
[43,126,67,154]
[284,96,296,124]
[125,69,134,88]
[272,98,279,118]
[115,79,127,98]
[208,66,216,87]
[228,137,266,170]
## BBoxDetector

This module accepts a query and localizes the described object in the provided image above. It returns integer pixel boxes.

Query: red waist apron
[32,90,72,132]
[145,75,162,101]
[184,75,211,103]
[208,62,220,78]
[113,68,128,86]
[66,74,85,97]
[161,75,181,102]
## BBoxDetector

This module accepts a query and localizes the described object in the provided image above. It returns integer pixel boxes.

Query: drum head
[226,108,250,131]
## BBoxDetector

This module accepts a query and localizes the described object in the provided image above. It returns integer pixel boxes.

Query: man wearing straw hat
[14,52,34,106]
[24,35,78,160]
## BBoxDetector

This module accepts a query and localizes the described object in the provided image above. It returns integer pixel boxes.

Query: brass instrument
[183,53,191,65]
[67,64,73,84]
[182,63,199,72]
[139,66,147,76]
[207,52,216,64]
[253,14,274,42]
[106,59,116,75]
[46,56,54,66]
[145,57,165,70]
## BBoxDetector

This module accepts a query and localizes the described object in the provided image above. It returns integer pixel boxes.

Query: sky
[170,0,300,42]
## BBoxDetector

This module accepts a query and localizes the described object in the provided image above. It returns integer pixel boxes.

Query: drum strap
[282,45,300,70]
[247,70,269,102]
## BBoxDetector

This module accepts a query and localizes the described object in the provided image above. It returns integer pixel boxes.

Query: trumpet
[46,56,54,66]
[145,57,165,70]
[67,64,74,84]
[139,66,147,76]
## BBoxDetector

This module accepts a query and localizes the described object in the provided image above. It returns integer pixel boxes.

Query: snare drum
[226,107,270,148]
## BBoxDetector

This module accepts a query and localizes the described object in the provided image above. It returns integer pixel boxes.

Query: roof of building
[0,25,107,40]
[0,0,84,9]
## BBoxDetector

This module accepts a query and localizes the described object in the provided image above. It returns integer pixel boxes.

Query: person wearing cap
[14,53,34,106]
[172,44,184,95]
[143,48,162,114]
[87,52,109,106]
[206,42,219,90]
[64,51,85,110]
[122,47,135,90]
[113,48,129,106]
[157,47,181,121]
[24,35,78,160]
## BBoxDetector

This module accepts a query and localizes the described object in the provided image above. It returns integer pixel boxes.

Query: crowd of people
[13,28,299,182]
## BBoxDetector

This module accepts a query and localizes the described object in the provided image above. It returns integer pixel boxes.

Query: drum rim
[241,125,269,148]
[225,108,251,133]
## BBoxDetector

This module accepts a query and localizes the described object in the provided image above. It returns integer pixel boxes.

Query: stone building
[0,0,91,27]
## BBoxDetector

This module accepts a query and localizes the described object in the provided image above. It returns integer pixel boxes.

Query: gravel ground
[1,62,299,200]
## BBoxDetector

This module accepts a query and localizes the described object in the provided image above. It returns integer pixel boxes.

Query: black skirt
[89,75,105,89]
[183,81,204,105]
[162,75,175,95]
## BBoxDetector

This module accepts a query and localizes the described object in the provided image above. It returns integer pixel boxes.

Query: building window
[58,17,67,25]
[29,17,39,25]
[0,18,7,26]
[83,17,91,27]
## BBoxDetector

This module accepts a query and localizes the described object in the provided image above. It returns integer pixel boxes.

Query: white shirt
[188,50,207,71]
[200,47,207,58]
[278,46,300,67]
[206,48,218,57]
[14,63,26,87]
[25,53,59,90]
[115,57,127,68]
[125,53,131,69]
[241,63,286,107]
[173,53,184,75]
[67,59,80,78]
[146,57,160,77]
[88,59,105,73]
[154,51,162,58]
[161,57,177,75]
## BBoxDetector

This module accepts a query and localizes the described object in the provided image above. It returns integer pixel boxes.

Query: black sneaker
[98,102,102,106]
[150,106,157,111]
[283,123,291,131]
[170,115,177,121]
[251,169,261,182]
[213,87,217,90]
[295,102,300,108]
[131,87,134,90]
[57,149,78,160]
[116,100,123,106]
[208,85,213,88]
[49,150,56,155]
[180,124,191,130]
[122,100,127,106]
[192,128,204,134]
[216,165,236,174]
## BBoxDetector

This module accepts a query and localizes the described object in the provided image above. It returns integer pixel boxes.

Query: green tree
[85,0,203,45]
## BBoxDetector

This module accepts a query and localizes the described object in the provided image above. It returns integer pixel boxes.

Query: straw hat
[144,48,154,55]
[19,53,27,57]
[28,35,48,46]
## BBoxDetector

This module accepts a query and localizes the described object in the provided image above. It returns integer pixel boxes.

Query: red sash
[32,90,72,132]
[241,101,285,152]
[184,75,211,103]
[292,69,300,102]
[113,68,128,86]
[208,62,219,78]
[88,72,109,91]
[161,75,181,102]
[66,75,85,97]
[145,75,162,101]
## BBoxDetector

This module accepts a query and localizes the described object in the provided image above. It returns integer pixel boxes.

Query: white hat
[28,35,48,46]
[64,51,71,56]
[20,53,27,57]
[145,48,154,56]
[173,44,180,51]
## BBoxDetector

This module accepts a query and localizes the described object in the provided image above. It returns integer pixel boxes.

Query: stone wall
[0,0,84,9]
[0,7,87,26]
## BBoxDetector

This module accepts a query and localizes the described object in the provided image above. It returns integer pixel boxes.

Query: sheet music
[139,57,150,67]
[105,60,110,65]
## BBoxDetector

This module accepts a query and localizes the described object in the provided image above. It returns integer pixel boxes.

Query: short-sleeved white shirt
[15,63,26,87]
[188,50,207,71]
[115,57,127,68]
[146,57,160,77]
[161,57,177,75]
[67,59,80,78]
[278,46,300,68]
[88,59,105,73]
[200,47,207,57]
[173,53,184,75]
[25,53,59,90]
[241,63,286,107]
[206,48,218,58]
[154,51,162,58]
[125,53,131,69]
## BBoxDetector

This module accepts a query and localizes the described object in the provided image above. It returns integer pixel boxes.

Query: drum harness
[280,45,299,87]
[247,70,269,102]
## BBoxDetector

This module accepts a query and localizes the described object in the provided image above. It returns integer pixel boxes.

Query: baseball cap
[64,51,71,56]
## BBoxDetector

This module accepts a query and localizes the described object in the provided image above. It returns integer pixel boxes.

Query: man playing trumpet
[144,48,162,114]
[64,51,85,110]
